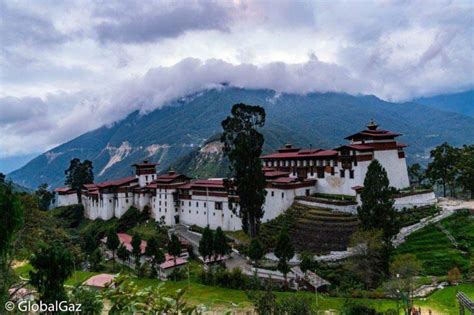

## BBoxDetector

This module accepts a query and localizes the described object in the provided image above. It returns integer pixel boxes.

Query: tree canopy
[357,160,398,241]
[65,158,94,203]
[198,226,214,262]
[221,103,267,237]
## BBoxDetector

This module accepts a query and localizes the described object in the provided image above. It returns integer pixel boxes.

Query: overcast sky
[0,0,473,164]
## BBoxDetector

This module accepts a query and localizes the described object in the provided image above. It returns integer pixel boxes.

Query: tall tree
[167,233,182,267]
[357,160,398,241]
[35,183,54,211]
[0,183,24,306]
[117,244,129,265]
[30,241,74,303]
[274,229,295,284]
[457,145,474,199]
[221,103,267,237]
[198,226,214,262]
[345,229,386,289]
[426,142,460,197]
[106,229,120,272]
[213,227,231,261]
[131,233,142,273]
[248,238,264,263]
[145,237,165,277]
[387,254,422,315]
[65,158,94,203]
[407,163,425,187]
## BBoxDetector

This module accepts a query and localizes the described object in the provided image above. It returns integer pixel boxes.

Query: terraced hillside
[260,203,359,254]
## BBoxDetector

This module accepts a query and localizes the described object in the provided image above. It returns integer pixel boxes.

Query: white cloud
[0,0,473,158]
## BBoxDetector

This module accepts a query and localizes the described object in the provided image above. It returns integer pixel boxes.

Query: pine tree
[199,226,214,262]
[167,233,182,267]
[106,229,120,272]
[117,244,129,265]
[145,237,165,276]
[221,103,267,237]
[248,238,263,263]
[213,227,231,261]
[357,160,398,241]
[64,158,94,203]
[274,229,294,283]
[131,233,142,272]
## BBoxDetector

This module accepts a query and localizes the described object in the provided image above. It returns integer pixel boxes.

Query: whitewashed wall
[393,192,437,210]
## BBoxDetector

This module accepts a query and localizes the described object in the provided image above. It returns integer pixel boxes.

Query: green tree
[345,229,386,289]
[106,229,120,272]
[30,241,75,303]
[407,163,425,187]
[131,233,142,273]
[387,254,422,315]
[213,227,231,261]
[168,233,182,267]
[221,103,267,237]
[89,248,103,271]
[457,145,474,198]
[357,160,398,241]
[248,238,264,263]
[117,243,130,266]
[145,237,165,277]
[199,226,214,262]
[274,229,295,283]
[83,230,98,257]
[426,142,460,197]
[300,251,314,273]
[35,183,54,211]
[65,158,94,203]
[102,274,198,314]
[70,285,103,315]
[0,183,24,306]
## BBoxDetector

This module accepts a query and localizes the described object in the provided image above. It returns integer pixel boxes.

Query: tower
[132,160,158,187]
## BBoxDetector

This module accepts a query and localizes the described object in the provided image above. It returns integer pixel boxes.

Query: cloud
[94,1,232,44]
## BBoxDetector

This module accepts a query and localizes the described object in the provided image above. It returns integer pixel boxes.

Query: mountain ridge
[8,87,474,189]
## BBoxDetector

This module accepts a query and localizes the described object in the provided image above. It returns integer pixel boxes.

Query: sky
[0,0,473,171]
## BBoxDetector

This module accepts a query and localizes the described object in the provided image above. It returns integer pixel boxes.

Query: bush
[118,206,148,231]
[51,204,85,228]
[168,267,186,281]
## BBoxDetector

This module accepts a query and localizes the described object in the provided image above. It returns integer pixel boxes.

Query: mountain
[414,90,474,117]
[9,87,474,189]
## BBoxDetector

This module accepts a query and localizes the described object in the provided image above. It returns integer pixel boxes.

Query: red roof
[160,255,187,269]
[261,149,338,159]
[192,179,226,189]
[84,274,115,288]
[335,144,374,151]
[115,233,148,254]
[345,129,401,140]
[96,176,137,188]
[54,187,75,194]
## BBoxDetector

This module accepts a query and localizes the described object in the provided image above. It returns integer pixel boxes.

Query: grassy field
[14,261,474,314]
[395,210,473,275]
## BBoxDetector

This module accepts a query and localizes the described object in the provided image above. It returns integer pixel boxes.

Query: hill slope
[414,90,474,117]
[9,87,474,189]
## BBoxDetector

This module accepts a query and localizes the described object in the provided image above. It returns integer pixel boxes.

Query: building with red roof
[54,121,435,231]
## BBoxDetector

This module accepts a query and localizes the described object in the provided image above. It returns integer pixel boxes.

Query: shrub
[118,207,143,231]
[51,204,84,228]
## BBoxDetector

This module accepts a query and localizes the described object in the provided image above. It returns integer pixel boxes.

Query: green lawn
[14,261,473,313]
[395,211,473,275]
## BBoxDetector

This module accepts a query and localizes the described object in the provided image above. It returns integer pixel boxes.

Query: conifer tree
[65,158,94,203]
[213,227,231,261]
[199,226,214,262]
[274,229,294,283]
[248,238,264,263]
[167,233,182,266]
[131,233,142,272]
[357,160,398,241]
[145,237,165,277]
[117,244,129,265]
[106,229,120,272]
[221,103,267,237]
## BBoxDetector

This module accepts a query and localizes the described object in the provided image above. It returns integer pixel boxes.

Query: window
[213,212,216,216]
[189,201,191,207]
[281,192,284,198]
[349,170,354,179]
[165,201,167,206]
[181,201,184,206]
[215,202,223,210]
[204,202,207,207]
[159,201,162,206]
[159,208,161,212]
[340,169,345,178]
[305,189,310,196]
[196,202,199,207]
[126,199,129,203]
[310,167,314,176]
[354,159,358,166]
[331,167,335,176]
[146,175,148,181]
[271,191,274,197]
[109,199,112,203]
[196,211,198,214]
[317,169,325,178]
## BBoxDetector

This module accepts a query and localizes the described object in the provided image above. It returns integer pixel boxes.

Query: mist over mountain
[8,87,474,189]
[414,90,474,117]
